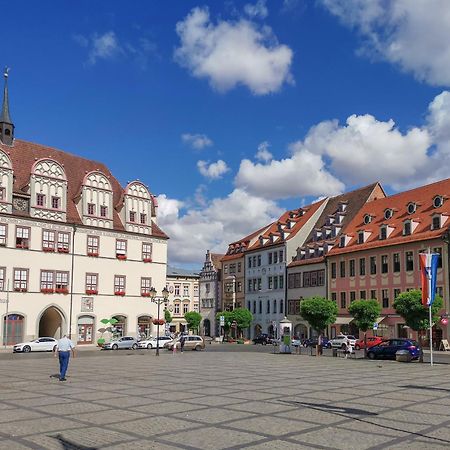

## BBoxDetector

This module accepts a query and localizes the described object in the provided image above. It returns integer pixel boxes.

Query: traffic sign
[373,322,378,330]
[220,316,225,326]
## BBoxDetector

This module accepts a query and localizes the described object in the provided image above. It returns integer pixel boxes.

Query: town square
[1,1,450,449]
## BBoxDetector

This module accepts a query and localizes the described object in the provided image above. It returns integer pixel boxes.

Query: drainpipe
[68,224,77,339]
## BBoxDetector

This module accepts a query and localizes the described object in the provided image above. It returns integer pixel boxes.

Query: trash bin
[332,348,338,357]
[396,349,412,362]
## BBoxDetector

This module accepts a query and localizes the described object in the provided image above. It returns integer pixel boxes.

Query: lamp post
[149,286,169,356]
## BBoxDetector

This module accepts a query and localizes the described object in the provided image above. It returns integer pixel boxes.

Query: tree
[184,311,202,334]
[164,309,172,324]
[300,296,338,354]
[393,289,443,362]
[348,299,381,356]
[230,308,253,338]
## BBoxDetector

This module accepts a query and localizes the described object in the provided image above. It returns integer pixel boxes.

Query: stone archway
[39,306,65,338]
[254,324,262,338]
[203,319,211,337]
[294,324,308,340]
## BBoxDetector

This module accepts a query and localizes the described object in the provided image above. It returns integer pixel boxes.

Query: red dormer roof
[328,177,450,256]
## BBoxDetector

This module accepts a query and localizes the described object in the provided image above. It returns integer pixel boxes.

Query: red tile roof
[328,177,450,256]
[0,139,168,238]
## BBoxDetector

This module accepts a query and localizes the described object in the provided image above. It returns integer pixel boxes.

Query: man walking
[180,333,186,353]
[53,334,75,381]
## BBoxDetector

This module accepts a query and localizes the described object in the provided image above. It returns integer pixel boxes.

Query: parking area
[1,348,450,449]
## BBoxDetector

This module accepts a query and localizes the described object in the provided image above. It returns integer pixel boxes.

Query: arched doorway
[77,315,94,344]
[254,324,262,337]
[138,316,152,339]
[294,324,308,340]
[268,324,274,338]
[39,306,65,338]
[3,314,24,345]
[111,315,126,338]
[203,319,211,336]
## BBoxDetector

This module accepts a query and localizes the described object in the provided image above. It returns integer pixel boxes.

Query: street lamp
[149,286,169,356]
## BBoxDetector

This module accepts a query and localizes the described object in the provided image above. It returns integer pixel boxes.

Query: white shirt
[57,336,75,352]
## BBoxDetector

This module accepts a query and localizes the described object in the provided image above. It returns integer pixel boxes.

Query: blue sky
[2,1,450,267]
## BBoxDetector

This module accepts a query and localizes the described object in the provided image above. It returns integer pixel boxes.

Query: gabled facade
[327,178,450,346]
[245,199,328,339]
[286,183,386,338]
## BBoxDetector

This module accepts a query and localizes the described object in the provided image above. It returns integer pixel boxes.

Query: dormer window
[129,211,136,223]
[100,205,108,217]
[363,214,372,225]
[433,196,444,208]
[380,226,387,240]
[339,235,346,248]
[384,209,393,220]
[432,215,441,230]
[407,202,416,214]
[358,231,365,244]
[339,202,348,212]
[403,220,412,236]
[36,193,45,207]
[140,213,147,225]
[51,196,60,209]
[87,203,96,216]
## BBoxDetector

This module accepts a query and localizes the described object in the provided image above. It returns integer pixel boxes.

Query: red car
[355,336,383,350]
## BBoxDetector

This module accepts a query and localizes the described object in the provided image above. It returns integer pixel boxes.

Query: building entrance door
[3,314,24,345]
[78,324,93,344]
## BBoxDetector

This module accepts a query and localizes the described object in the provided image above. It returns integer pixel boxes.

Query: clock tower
[0,67,14,146]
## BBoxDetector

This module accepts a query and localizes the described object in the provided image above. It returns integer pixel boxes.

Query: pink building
[327,178,450,345]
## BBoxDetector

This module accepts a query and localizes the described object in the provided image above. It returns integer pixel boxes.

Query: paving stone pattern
[1,349,450,449]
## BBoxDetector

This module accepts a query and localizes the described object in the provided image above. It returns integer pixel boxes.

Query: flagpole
[427,248,433,367]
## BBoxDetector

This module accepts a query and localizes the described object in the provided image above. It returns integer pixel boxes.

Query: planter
[57,248,70,253]
[114,291,126,296]
[143,258,152,263]
[141,292,151,297]
[86,290,98,295]
[97,339,105,347]
[55,288,69,295]
[41,288,54,294]
[42,247,55,253]
[87,252,99,257]
[152,319,165,326]
[116,255,127,261]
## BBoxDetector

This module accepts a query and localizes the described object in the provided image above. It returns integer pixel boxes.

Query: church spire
[0,67,14,146]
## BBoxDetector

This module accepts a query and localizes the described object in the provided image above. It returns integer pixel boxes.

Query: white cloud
[197,160,230,180]
[255,141,273,162]
[157,189,281,266]
[88,31,123,65]
[181,133,213,150]
[174,7,293,95]
[321,0,450,86]
[244,0,268,19]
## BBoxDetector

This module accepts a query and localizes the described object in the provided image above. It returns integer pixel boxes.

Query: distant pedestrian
[53,335,75,381]
[180,333,186,353]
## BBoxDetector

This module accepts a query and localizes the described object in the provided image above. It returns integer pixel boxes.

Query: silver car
[102,336,138,350]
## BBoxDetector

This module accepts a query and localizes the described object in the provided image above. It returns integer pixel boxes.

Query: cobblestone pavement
[1,349,450,449]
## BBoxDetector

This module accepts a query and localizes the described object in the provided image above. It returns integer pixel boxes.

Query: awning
[334,317,353,325]
[375,316,386,324]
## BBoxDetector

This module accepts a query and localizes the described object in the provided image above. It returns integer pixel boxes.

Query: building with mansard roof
[0,71,168,346]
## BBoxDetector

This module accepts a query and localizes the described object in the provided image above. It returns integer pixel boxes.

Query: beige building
[166,267,199,333]
[0,73,168,346]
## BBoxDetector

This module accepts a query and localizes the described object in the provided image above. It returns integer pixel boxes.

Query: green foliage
[393,289,443,331]
[216,311,233,331]
[184,311,202,332]
[300,296,338,333]
[231,308,253,331]
[348,300,382,332]
[164,309,173,324]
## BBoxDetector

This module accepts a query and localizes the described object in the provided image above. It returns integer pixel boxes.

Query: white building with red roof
[0,71,168,346]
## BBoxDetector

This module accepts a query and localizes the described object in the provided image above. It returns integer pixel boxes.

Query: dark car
[302,336,331,348]
[367,338,421,360]
[253,334,272,345]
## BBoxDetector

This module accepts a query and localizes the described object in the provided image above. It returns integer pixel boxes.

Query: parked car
[13,337,57,353]
[102,336,138,350]
[355,336,383,350]
[165,335,205,351]
[302,337,331,348]
[329,335,357,349]
[367,338,421,360]
[252,334,272,345]
[138,336,173,349]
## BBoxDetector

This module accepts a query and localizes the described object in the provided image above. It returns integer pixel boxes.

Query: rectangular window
[40,270,54,291]
[140,213,147,225]
[237,262,241,272]
[36,193,45,207]
[183,303,189,314]
[331,262,336,279]
[194,285,199,297]
[205,283,210,293]
[403,221,411,236]
[100,205,108,217]
[183,284,189,296]
[318,270,325,286]
[0,267,5,291]
[279,250,284,262]
[394,288,401,300]
[359,258,366,276]
[288,273,295,289]
[381,255,388,274]
[349,259,355,277]
[129,211,136,222]
[405,251,414,271]
[87,203,96,216]
[248,279,252,292]
[393,253,400,272]
[310,271,317,287]
[294,273,301,288]
[358,232,364,244]
[268,253,273,265]
[253,300,256,313]
[266,301,270,314]
[141,277,152,295]
[303,272,310,287]
[257,278,262,291]
[280,299,284,314]
[229,264,236,274]
[360,290,366,299]
[0,187,5,201]
[370,256,377,275]
[288,300,300,315]
[252,256,256,267]
[273,300,277,314]
[380,226,387,240]
[273,252,278,264]
[340,292,346,309]
[14,268,28,291]
[340,261,345,278]
[268,277,273,290]
[85,273,98,293]
[273,276,278,290]
[370,289,377,300]
[42,230,55,251]
[142,242,152,261]
[87,235,99,256]
[16,226,30,249]
[51,196,60,209]
[0,224,6,246]
[55,271,69,291]
[116,239,127,258]
[382,289,389,308]
[57,232,70,252]
[350,291,356,303]
[259,300,262,314]
[224,264,228,274]
[432,216,441,230]
[257,255,261,266]
[114,275,126,294]
[279,275,284,290]
[174,303,180,315]
[237,281,242,292]
[331,292,337,303]
[248,256,252,268]
[174,284,180,296]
